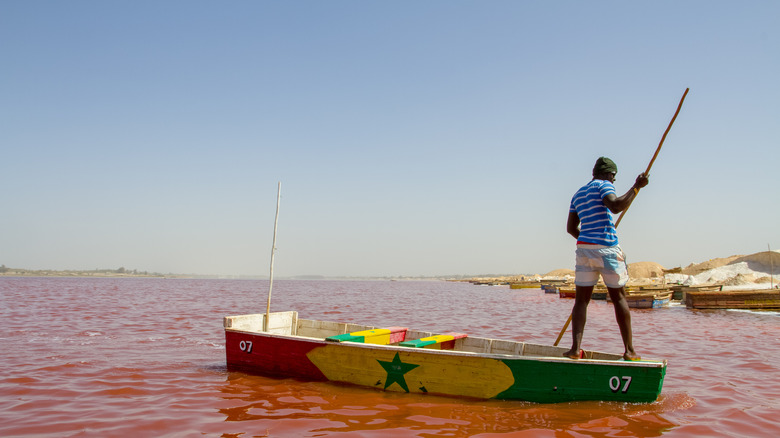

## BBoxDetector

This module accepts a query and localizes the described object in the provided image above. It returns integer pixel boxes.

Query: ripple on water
[1,278,779,437]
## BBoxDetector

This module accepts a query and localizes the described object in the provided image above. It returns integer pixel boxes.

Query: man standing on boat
[564,157,648,361]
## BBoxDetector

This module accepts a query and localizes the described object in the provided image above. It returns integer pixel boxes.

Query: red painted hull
[559,289,576,298]
[225,330,328,380]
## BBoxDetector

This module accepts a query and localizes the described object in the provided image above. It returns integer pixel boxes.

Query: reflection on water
[217,370,680,437]
[1,278,778,437]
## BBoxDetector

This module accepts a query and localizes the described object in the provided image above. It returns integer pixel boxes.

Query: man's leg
[563,285,594,359]
[607,286,640,360]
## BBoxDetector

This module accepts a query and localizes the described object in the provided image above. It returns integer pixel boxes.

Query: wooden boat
[559,288,576,298]
[625,291,672,309]
[470,280,507,286]
[638,285,671,292]
[559,287,609,300]
[509,282,541,289]
[224,311,667,403]
[684,289,780,309]
[602,288,671,308]
[670,284,724,301]
[541,284,560,294]
[592,290,608,300]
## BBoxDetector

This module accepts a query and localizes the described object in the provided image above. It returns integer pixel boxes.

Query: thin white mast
[770,244,774,290]
[265,182,281,332]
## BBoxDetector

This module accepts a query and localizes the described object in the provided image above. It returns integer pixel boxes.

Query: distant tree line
[0,265,165,277]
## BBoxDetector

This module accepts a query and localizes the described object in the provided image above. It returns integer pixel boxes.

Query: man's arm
[567,211,580,239]
[603,173,649,214]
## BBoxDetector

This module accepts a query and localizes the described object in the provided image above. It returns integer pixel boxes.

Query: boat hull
[685,289,780,309]
[224,312,666,403]
[627,297,670,309]
[671,284,723,301]
[559,289,576,298]
[510,283,541,289]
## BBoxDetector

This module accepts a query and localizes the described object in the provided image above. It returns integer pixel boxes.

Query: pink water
[1,277,778,437]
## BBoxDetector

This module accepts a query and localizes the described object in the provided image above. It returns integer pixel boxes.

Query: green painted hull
[496,357,666,403]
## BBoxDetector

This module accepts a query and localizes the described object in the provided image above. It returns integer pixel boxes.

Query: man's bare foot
[623,352,641,361]
[563,349,583,359]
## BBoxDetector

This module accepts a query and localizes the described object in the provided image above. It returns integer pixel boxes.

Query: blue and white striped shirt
[569,179,618,246]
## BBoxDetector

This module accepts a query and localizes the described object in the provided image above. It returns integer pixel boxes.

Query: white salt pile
[664,251,780,290]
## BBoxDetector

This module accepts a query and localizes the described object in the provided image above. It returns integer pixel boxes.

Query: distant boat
[684,289,780,309]
[592,290,608,300]
[638,285,671,291]
[625,291,673,309]
[669,284,724,301]
[558,287,608,300]
[509,282,541,289]
[559,288,576,298]
[470,280,507,286]
[224,311,667,403]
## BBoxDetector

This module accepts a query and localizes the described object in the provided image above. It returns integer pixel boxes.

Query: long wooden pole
[553,313,573,347]
[614,88,689,228]
[264,182,282,332]
[554,88,689,347]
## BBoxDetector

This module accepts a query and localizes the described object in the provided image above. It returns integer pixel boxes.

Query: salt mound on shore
[544,269,575,277]
[725,273,756,286]
[732,251,780,273]
[486,251,779,287]
[665,251,780,289]
[680,255,742,275]
[628,262,665,279]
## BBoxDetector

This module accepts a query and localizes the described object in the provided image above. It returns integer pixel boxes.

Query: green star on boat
[377,352,419,392]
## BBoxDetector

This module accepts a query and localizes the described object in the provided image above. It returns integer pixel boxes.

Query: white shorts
[574,244,629,288]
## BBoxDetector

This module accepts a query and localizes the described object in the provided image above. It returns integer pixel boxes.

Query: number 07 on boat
[224,310,667,403]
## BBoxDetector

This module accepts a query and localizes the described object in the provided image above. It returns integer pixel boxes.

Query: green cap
[593,157,617,176]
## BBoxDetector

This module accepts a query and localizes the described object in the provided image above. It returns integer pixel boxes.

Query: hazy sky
[2,1,778,277]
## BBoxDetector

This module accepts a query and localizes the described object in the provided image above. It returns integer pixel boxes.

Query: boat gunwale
[224,317,667,369]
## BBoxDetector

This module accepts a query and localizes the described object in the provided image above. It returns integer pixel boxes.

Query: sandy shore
[465,250,780,290]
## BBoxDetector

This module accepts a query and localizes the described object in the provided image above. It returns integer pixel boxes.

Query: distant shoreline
[1,269,171,278]
[0,266,192,278]
[5,251,776,284]
[0,268,489,281]
[0,265,514,281]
